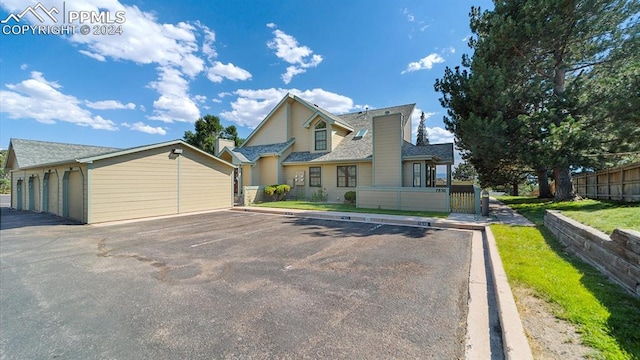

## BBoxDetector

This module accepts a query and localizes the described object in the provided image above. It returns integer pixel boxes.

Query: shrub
[344,191,356,204]
[310,188,328,202]
[264,184,291,201]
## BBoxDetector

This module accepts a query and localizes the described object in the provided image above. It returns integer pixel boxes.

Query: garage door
[43,172,59,214]
[28,176,40,211]
[16,179,23,210]
[63,170,84,221]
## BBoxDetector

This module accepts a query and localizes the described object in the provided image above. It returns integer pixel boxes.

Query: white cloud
[194,95,207,103]
[207,61,252,83]
[444,47,455,54]
[122,121,167,135]
[79,50,106,62]
[20,64,28,70]
[428,126,455,144]
[0,1,252,123]
[266,22,276,28]
[282,66,306,85]
[462,35,471,42]
[0,71,117,130]
[220,88,355,128]
[147,66,200,122]
[212,98,222,103]
[218,92,232,98]
[267,28,323,84]
[401,53,445,74]
[402,8,415,22]
[85,100,136,110]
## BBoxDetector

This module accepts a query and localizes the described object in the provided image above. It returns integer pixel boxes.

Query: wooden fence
[449,185,481,214]
[573,162,640,202]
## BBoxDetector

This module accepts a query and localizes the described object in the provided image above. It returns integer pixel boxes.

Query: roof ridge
[10,138,121,150]
[338,103,416,116]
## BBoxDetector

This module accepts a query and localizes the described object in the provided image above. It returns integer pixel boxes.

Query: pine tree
[416,112,429,146]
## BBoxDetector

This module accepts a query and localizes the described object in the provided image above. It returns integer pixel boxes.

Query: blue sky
[0,0,493,161]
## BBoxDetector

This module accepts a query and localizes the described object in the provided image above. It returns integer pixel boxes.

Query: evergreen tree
[435,0,639,200]
[416,112,429,146]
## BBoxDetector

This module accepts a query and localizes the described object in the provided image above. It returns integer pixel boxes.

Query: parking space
[1,208,472,359]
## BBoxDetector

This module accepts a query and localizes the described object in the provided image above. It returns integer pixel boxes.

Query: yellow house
[217,94,455,212]
[5,138,235,224]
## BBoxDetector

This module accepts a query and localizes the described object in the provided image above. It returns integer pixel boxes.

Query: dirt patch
[513,287,599,359]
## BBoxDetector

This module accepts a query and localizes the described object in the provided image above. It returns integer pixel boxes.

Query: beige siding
[403,117,412,143]
[180,149,233,213]
[245,106,287,146]
[89,146,179,223]
[373,114,402,186]
[283,162,372,203]
[332,127,348,151]
[358,189,398,209]
[257,156,279,185]
[357,187,449,212]
[242,165,252,188]
[289,102,314,152]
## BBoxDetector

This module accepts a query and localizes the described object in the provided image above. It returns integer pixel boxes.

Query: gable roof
[240,93,354,147]
[5,138,119,169]
[224,139,294,164]
[283,103,416,164]
[6,138,235,170]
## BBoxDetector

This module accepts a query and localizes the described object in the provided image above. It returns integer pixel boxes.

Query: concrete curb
[485,226,534,360]
[232,206,534,359]
[232,206,488,231]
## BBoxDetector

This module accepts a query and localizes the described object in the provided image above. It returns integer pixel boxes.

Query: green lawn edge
[251,200,449,218]
[492,197,640,359]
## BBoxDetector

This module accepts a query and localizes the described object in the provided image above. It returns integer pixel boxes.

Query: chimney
[215,138,235,157]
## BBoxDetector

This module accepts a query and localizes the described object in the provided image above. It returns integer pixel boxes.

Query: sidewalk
[447,197,534,226]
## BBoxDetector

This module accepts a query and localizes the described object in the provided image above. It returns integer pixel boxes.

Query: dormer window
[315,121,327,151]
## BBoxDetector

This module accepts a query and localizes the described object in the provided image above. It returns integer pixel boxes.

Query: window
[309,167,321,187]
[337,165,357,187]
[315,121,327,151]
[354,129,368,139]
[413,163,421,187]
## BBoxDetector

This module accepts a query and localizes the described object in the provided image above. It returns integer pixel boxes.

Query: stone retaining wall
[544,210,640,296]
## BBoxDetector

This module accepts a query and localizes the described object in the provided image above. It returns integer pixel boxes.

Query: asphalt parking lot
[1,207,472,359]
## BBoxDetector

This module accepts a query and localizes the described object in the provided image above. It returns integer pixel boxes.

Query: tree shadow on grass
[537,225,640,357]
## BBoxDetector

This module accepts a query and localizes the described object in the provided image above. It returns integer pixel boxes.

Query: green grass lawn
[493,196,640,359]
[251,200,449,218]
[497,196,640,233]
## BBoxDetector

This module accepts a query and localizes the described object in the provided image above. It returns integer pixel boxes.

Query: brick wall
[544,210,640,297]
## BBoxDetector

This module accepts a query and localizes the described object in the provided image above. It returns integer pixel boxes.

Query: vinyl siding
[245,106,287,146]
[357,187,449,212]
[289,102,314,152]
[283,162,372,202]
[358,189,398,209]
[257,156,278,185]
[180,150,233,213]
[373,114,402,186]
[89,146,179,223]
[403,117,412,143]
[332,127,348,151]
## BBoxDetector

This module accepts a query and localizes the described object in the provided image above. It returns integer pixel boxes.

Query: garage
[5,139,235,224]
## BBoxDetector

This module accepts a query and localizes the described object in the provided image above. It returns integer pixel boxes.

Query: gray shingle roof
[402,141,454,162]
[230,140,294,163]
[283,103,417,164]
[8,138,120,169]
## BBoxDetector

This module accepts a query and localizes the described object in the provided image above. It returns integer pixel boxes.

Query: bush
[264,184,291,201]
[310,188,328,202]
[344,191,356,204]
